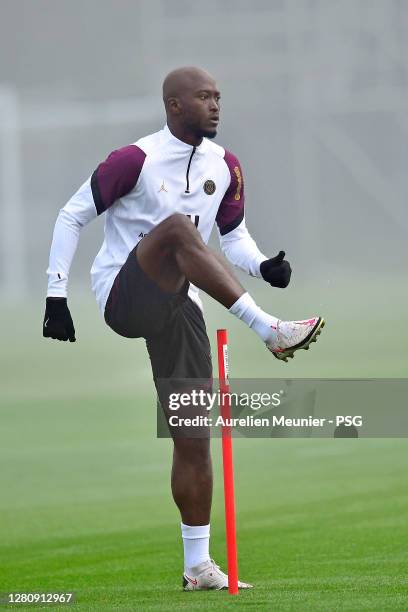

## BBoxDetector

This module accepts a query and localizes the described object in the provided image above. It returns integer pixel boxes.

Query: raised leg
[136,213,244,308]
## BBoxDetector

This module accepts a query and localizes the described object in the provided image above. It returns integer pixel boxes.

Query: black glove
[43,297,76,342]
[260,251,292,288]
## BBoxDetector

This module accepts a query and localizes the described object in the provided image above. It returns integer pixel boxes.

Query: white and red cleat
[266,317,325,362]
[183,559,253,591]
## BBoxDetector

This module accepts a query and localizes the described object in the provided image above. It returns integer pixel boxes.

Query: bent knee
[160,213,200,245]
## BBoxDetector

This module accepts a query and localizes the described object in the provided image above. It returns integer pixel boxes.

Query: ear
[167,96,182,115]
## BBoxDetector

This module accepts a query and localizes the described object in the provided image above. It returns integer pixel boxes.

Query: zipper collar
[163,124,206,155]
[185,146,196,194]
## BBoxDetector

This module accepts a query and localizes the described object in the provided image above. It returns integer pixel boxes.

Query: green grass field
[1,277,408,610]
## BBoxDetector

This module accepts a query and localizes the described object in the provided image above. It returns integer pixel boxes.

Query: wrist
[46,296,68,313]
[259,259,269,280]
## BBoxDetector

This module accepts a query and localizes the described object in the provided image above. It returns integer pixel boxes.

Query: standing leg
[146,295,214,573]
[171,438,212,526]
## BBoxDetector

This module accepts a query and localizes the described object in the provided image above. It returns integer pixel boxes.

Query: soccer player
[43,67,324,590]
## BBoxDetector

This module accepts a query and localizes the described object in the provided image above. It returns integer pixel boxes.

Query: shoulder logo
[158,180,168,193]
[203,179,216,195]
[233,166,242,200]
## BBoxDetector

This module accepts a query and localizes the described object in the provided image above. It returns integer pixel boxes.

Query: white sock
[229,292,278,343]
[181,522,210,572]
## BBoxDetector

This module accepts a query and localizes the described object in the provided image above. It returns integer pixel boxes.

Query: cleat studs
[305,346,309,350]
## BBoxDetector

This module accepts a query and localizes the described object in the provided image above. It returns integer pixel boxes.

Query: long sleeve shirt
[47,124,267,313]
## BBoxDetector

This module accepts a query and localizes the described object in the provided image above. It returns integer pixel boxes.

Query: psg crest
[203,179,216,195]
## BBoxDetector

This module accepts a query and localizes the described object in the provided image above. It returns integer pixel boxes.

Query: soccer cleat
[182,559,253,591]
[266,316,325,362]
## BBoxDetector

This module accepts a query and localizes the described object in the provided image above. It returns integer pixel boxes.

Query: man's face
[179,78,220,139]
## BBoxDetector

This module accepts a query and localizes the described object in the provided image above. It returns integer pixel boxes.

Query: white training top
[47,124,267,313]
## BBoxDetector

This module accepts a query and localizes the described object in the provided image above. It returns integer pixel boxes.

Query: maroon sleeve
[90,145,146,215]
[216,150,245,236]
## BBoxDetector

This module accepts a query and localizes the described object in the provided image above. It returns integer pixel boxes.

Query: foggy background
[1,6,407,606]
[1,0,407,304]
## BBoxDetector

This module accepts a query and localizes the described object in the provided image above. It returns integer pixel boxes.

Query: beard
[197,127,217,139]
[182,111,218,140]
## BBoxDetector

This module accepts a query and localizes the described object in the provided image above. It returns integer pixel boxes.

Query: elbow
[59,207,84,229]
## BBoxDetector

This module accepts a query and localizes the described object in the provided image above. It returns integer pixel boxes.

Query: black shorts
[104,245,212,383]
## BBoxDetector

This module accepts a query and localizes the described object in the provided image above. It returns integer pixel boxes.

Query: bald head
[162,66,216,105]
[162,67,220,143]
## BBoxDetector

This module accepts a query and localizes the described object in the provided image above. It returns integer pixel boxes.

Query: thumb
[272,250,285,263]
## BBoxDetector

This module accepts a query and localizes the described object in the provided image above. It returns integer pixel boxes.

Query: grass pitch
[1,278,407,610]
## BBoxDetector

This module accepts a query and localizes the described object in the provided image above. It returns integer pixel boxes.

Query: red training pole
[216,329,239,595]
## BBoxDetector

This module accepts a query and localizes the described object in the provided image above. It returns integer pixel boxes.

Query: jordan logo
[158,180,168,193]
